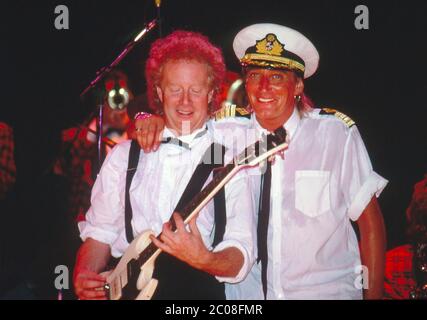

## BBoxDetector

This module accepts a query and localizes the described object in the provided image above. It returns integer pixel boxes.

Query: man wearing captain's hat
[132,23,388,300]
[223,23,388,300]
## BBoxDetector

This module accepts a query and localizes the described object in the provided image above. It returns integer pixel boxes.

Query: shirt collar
[284,107,301,141]
[253,106,300,141]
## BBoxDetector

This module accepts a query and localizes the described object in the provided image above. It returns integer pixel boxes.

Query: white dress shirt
[217,107,388,299]
[79,121,256,284]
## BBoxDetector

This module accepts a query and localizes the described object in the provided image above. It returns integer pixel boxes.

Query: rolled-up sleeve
[214,170,256,284]
[79,141,130,250]
[340,126,388,221]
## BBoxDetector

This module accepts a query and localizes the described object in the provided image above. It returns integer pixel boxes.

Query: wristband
[134,111,153,121]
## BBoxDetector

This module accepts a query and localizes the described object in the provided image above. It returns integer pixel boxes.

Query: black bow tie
[161,137,191,149]
[161,128,208,150]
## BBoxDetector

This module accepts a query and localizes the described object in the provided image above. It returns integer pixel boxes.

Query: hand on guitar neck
[150,212,244,278]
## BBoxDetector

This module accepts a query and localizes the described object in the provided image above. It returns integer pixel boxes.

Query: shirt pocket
[295,170,331,218]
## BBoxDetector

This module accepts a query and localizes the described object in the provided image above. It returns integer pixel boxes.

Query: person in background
[22,70,134,299]
[0,122,16,201]
[384,174,427,299]
[55,69,132,223]
[0,121,18,297]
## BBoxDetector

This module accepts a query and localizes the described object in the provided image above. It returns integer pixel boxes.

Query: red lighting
[119,79,127,88]
[105,80,115,92]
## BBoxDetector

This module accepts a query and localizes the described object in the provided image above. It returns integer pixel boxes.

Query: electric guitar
[104,127,288,300]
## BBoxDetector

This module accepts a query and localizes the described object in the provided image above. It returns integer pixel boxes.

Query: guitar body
[106,230,160,300]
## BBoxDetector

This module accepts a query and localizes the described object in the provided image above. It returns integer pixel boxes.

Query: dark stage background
[0,0,426,298]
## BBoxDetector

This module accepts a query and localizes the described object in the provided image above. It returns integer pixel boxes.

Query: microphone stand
[79,19,158,168]
[155,0,162,37]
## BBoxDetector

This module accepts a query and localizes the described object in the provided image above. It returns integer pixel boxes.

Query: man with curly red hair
[73,31,255,300]
[145,30,226,114]
[134,31,228,151]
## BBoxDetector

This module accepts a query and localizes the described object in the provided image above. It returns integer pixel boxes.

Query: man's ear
[295,78,304,96]
[208,90,214,104]
[156,86,164,103]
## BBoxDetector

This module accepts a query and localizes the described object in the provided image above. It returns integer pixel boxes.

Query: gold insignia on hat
[320,107,355,128]
[255,33,284,56]
[240,31,305,76]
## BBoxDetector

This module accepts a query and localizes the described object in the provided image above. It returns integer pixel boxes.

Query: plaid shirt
[59,127,98,222]
[0,122,16,200]
[384,244,417,299]
[57,123,127,222]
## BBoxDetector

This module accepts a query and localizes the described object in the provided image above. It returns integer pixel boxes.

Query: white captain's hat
[233,23,319,79]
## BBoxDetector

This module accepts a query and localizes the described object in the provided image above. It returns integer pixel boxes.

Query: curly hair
[145,30,226,114]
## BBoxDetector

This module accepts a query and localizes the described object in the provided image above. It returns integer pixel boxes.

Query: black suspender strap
[124,141,227,244]
[124,140,142,243]
[212,169,226,247]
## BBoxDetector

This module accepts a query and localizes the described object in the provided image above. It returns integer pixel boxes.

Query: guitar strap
[124,139,227,246]
[124,140,141,243]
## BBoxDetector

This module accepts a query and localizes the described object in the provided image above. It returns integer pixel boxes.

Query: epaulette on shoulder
[214,104,251,121]
[319,107,355,128]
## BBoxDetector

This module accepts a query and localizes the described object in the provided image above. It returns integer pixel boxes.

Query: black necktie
[257,160,272,299]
